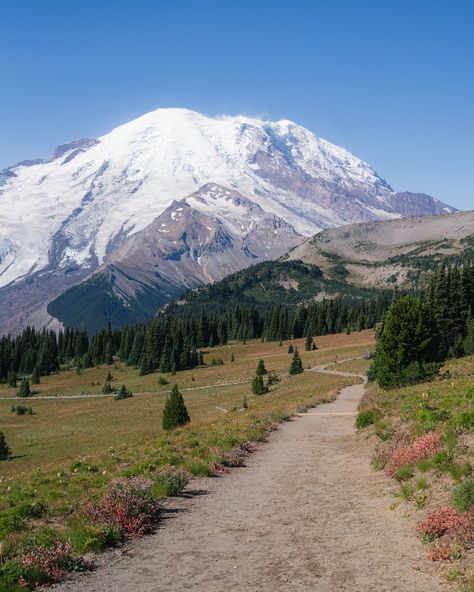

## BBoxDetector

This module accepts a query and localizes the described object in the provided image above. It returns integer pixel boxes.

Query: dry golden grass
[0,330,374,479]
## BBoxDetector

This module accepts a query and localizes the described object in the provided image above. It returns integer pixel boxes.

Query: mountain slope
[0,108,456,333]
[286,210,474,288]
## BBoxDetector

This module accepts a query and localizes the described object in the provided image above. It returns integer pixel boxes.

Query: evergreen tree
[289,348,304,375]
[288,344,294,354]
[371,295,441,388]
[17,378,31,398]
[102,381,113,394]
[114,384,133,400]
[163,385,190,430]
[106,370,113,381]
[231,352,235,363]
[251,375,267,395]
[0,432,11,460]
[463,316,474,355]
[256,359,267,376]
[31,364,41,384]
[304,334,314,351]
[7,370,17,388]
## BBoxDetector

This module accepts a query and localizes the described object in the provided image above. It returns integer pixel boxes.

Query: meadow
[0,329,373,590]
[359,354,474,589]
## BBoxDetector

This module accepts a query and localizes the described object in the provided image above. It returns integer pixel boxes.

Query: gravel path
[53,367,449,592]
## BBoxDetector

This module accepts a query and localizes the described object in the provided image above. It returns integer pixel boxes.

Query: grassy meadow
[359,354,474,588]
[0,330,373,571]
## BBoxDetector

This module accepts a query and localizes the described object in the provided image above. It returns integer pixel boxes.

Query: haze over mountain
[0,108,456,333]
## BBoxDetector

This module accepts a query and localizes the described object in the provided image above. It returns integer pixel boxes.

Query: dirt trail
[53,363,449,592]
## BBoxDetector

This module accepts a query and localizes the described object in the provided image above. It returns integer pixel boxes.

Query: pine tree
[304,334,314,351]
[7,370,17,388]
[371,295,441,388]
[106,370,113,381]
[256,359,267,376]
[0,432,11,460]
[288,344,294,354]
[17,378,31,398]
[114,384,133,400]
[251,375,267,395]
[163,385,190,430]
[231,352,235,363]
[463,316,474,355]
[102,381,113,394]
[289,348,304,375]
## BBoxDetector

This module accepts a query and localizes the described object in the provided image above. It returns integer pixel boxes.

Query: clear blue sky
[1,0,472,209]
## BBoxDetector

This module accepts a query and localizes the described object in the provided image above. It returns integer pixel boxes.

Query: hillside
[286,210,474,289]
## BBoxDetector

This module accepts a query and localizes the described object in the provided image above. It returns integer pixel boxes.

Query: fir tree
[102,381,113,394]
[288,344,294,354]
[114,384,133,400]
[17,378,31,398]
[106,370,113,381]
[231,352,235,363]
[0,432,11,460]
[304,334,314,351]
[463,316,474,355]
[289,348,304,375]
[371,295,441,388]
[7,370,17,388]
[256,359,267,376]
[251,375,267,395]
[163,385,190,430]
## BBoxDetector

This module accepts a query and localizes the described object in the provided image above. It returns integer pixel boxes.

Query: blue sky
[1,0,472,210]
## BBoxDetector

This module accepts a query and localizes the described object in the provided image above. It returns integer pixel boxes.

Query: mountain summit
[0,108,456,332]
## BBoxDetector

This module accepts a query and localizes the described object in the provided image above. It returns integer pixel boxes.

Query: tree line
[370,258,474,388]
[0,291,393,383]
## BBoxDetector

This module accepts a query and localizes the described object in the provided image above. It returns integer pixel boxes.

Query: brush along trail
[52,361,449,592]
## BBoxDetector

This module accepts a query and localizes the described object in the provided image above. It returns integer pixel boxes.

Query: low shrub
[68,519,120,554]
[394,464,414,482]
[416,506,473,540]
[19,541,91,588]
[210,358,224,366]
[158,377,169,386]
[452,478,474,513]
[153,466,190,497]
[85,477,159,539]
[356,409,379,429]
[385,432,441,478]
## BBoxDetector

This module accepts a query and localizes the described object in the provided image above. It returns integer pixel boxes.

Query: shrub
[11,405,34,415]
[416,506,473,539]
[153,466,190,497]
[162,385,190,430]
[19,541,91,587]
[394,464,415,482]
[385,432,441,478]
[452,478,474,513]
[114,384,133,401]
[210,358,224,366]
[68,519,120,553]
[356,409,379,429]
[17,378,31,398]
[158,377,169,386]
[85,477,159,539]
[0,432,11,460]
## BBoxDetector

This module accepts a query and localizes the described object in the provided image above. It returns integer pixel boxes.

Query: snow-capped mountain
[0,108,456,333]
